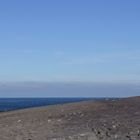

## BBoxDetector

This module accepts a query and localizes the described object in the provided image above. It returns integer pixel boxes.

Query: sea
[0,98,115,112]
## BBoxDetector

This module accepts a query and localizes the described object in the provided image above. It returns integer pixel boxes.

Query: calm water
[0,98,114,112]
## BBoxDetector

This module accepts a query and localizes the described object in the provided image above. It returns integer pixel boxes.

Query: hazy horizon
[0,81,140,97]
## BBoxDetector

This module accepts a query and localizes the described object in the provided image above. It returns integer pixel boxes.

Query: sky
[0,0,140,97]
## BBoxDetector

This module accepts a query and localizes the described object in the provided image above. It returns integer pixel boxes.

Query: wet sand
[0,97,140,140]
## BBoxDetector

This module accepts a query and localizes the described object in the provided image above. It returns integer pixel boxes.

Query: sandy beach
[0,97,140,140]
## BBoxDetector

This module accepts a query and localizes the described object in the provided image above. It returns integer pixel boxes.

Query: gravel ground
[0,97,140,140]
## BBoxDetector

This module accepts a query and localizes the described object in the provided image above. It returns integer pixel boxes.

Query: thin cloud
[53,51,140,66]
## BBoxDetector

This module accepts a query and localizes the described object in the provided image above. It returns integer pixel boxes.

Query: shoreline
[0,97,120,113]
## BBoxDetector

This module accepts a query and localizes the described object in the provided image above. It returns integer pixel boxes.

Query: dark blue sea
[0,98,114,112]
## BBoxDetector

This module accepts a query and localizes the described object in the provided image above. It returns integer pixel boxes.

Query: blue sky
[0,0,140,97]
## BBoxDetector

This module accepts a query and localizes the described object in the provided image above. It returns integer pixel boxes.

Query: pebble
[57,119,62,122]
[48,119,52,123]
[114,134,118,138]
[80,114,84,117]
[79,134,86,137]
[17,120,22,123]
[113,125,116,128]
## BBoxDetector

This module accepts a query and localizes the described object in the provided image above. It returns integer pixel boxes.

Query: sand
[0,97,140,140]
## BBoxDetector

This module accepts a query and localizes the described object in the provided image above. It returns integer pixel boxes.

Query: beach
[0,97,140,140]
